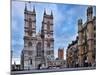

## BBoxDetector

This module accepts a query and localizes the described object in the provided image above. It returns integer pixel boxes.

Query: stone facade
[66,6,96,67]
[66,37,78,68]
[21,5,54,70]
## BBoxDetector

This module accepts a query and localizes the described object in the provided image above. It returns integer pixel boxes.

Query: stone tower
[78,19,84,67]
[41,10,54,67]
[21,3,55,70]
[87,6,95,66]
[21,4,36,70]
[58,48,64,60]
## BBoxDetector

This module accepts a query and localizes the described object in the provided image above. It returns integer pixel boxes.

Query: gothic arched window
[47,39,50,48]
[29,18,32,36]
[47,21,50,33]
[36,42,42,56]
[29,59,32,65]
[28,42,32,47]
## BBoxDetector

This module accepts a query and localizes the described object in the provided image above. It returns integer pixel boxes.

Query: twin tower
[21,4,54,70]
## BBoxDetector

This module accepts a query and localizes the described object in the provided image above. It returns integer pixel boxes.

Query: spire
[33,6,35,13]
[25,3,27,11]
[28,1,31,10]
[87,6,93,16]
[78,19,83,32]
[78,19,82,25]
[51,10,53,16]
[87,6,93,21]
[44,9,46,15]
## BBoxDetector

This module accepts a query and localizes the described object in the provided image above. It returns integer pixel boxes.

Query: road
[11,67,96,75]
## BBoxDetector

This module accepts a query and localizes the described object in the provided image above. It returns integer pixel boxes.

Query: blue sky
[12,1,96,64]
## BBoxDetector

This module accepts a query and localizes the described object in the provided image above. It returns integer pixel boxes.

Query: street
[11,67,96,75]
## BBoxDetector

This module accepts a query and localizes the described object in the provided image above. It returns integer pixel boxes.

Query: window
[47,51,50,55]
[47,21,50,33]
[29,59,32,65]
[29,18,32,36]
[47,39,50,48]
[94,26,96,30]
[47,42,50,48]
[28,42,32,47]
[37,42,42,56]
[28,51,32,55]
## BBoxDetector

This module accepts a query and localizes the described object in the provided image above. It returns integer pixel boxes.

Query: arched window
[29,18,32,36]
[47,39,50,48]
[29,59,32,65]
[47,21,50,33]
[36,42,42,56]
[28,42,32,47]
